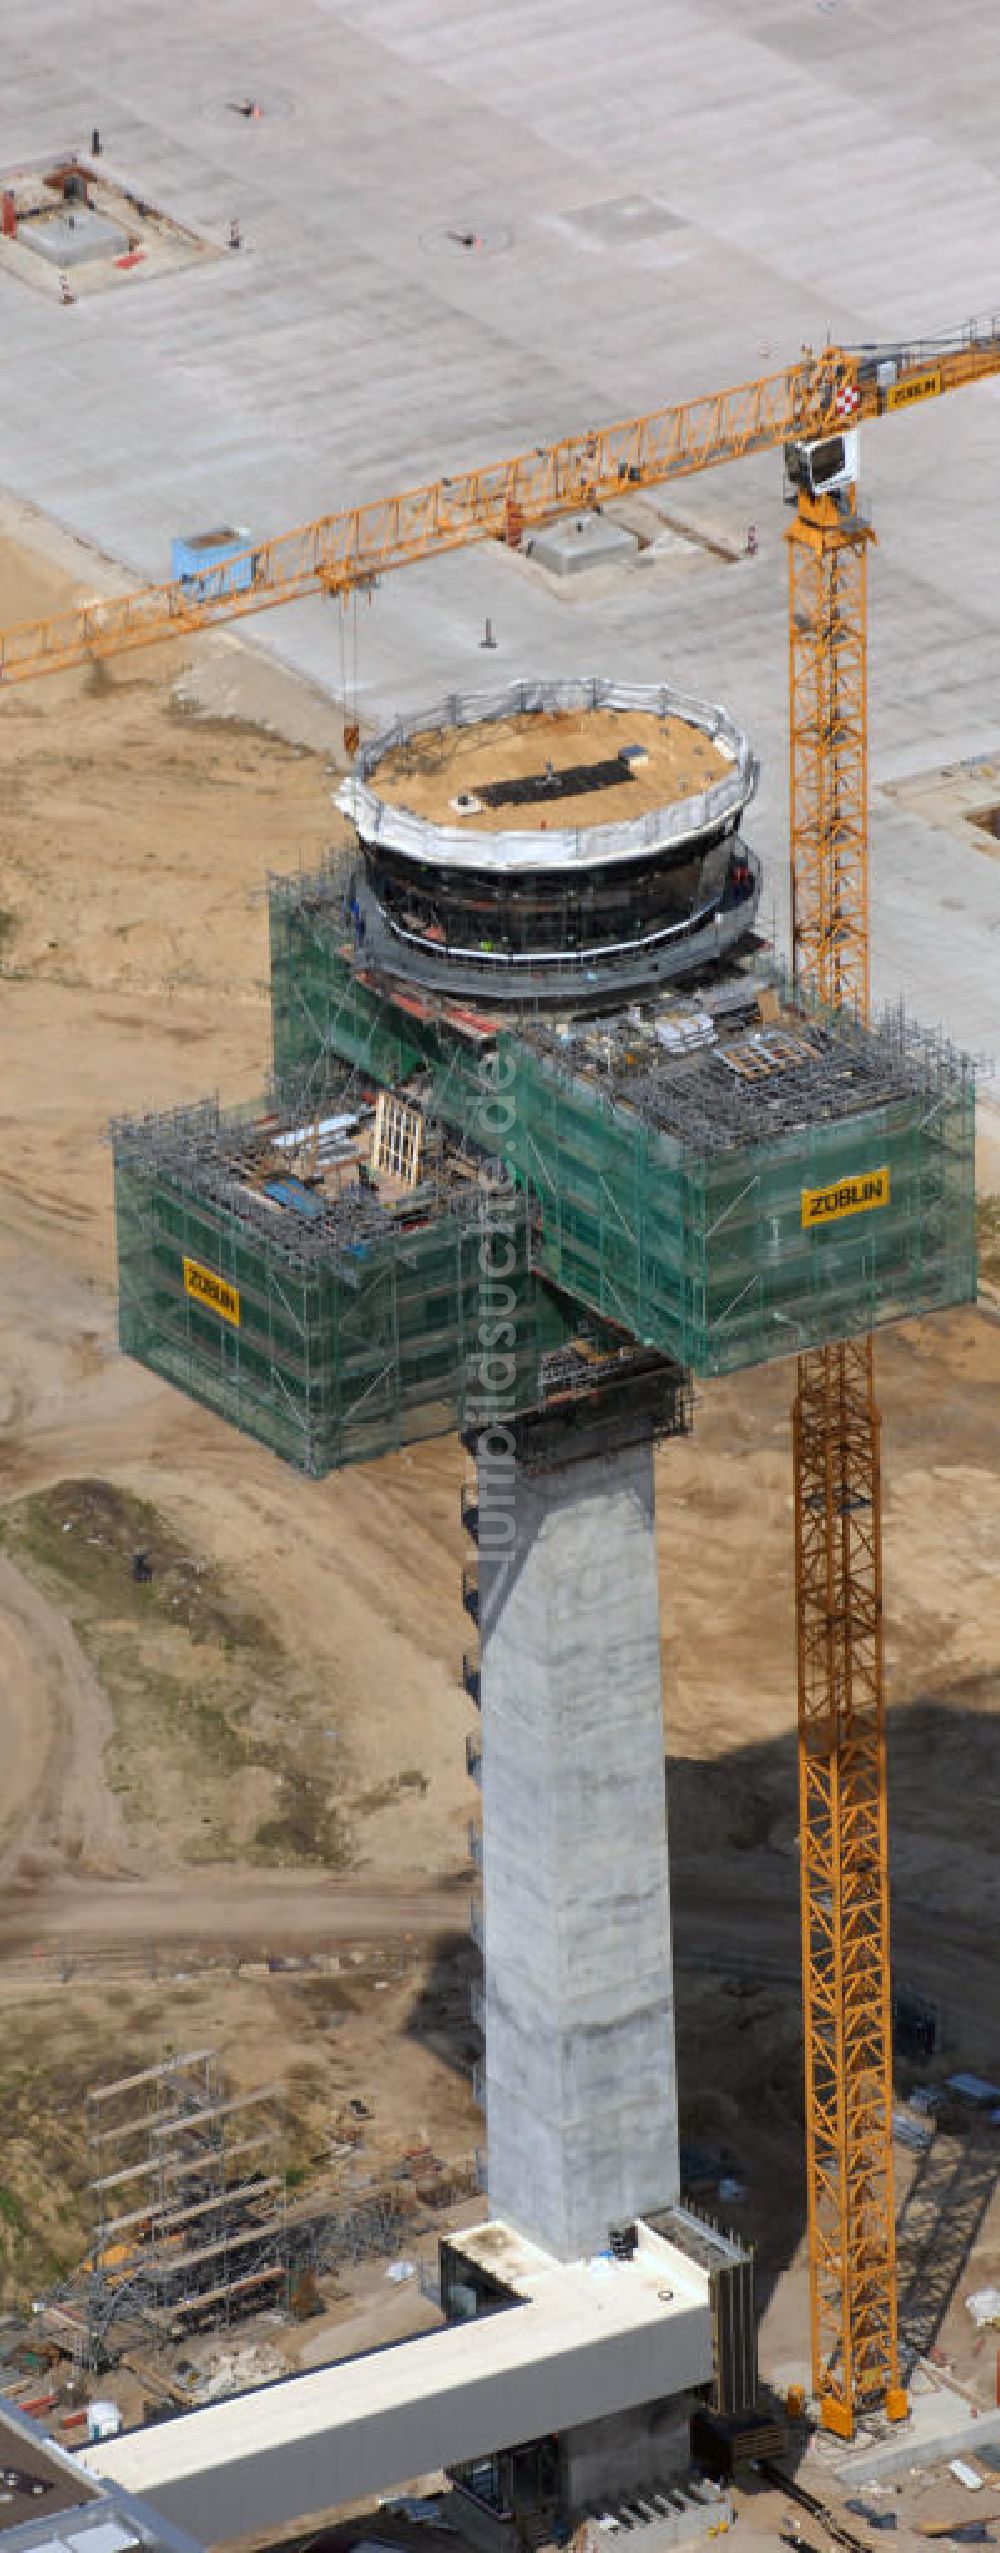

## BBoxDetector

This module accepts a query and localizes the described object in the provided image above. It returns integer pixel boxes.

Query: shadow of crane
[896,2121,999,2381]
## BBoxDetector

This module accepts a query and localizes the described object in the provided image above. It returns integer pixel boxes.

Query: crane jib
[2,327,1000,681]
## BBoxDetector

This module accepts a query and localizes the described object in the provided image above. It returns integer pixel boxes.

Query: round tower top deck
[370,701,732,838]
[338,677,754,875]
[335,679,759,1003]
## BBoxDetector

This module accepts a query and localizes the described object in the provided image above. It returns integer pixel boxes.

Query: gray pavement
[4,1,1000,1057]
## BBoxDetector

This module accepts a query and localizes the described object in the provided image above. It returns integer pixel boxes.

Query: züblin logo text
[801,1168,890,1229]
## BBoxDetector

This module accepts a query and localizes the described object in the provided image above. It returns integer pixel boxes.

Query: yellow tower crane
[3,327,999,685]
[3,317,1000,2439]
[787,488,902,2432]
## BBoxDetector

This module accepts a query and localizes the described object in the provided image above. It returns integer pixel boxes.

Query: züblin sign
[183,1255,241,1326]
[885,366,942,411]
[801,1167,890,1230]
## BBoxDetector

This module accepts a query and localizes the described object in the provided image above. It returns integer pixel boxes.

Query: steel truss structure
[788,496,873,1024]
[3,325,1000,688]
[788,491,905,2437]
[793,1335,902,2428]
[84,2051,287,2360]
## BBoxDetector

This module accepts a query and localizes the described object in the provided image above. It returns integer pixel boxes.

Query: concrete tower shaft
[477,1395,679,2261]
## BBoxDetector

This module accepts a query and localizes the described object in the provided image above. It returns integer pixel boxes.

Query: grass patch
[355,1767,429,1816]
[9,1478,277,1652]
[254,1770,350,1870]
[97,1643,250,1824]
[977,1194,1000,1285]
[0,2034,110,2300]
[2,1476,355,1870]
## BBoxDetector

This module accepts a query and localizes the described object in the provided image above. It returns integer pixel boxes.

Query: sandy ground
[2,496,1000,2407]
[0,1554,127,1884]
[374,703,729,827]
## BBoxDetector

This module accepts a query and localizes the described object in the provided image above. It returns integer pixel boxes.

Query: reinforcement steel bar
[164,2263,285,2318]
[160,2129,276,2187]
[148,2082,282,2140]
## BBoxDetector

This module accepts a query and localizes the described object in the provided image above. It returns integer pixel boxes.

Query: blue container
[170,526,256,599]
[263,1177,325,1220]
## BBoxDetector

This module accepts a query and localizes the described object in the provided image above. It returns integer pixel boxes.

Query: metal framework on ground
[83,2052,287,2363]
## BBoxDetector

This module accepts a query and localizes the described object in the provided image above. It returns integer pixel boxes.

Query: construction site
[5,8,1000,2553]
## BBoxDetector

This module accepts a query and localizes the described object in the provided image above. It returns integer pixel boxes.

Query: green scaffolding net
[266,872,976,1381]
[494,1020,976,1374]
[112,1099,591,1478]
[270,871,438,1093]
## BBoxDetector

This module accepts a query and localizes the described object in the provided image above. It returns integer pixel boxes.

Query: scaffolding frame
[496,1009,974,1377]
[269,869,438,1094]
[112,1082,589,1477]
[84,2051,287,2359]
[265,876,976,1384]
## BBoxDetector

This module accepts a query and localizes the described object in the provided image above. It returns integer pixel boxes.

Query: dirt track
[0,1554,129,1885]
[0,1868,465,1951]
[0,1862,992,2039]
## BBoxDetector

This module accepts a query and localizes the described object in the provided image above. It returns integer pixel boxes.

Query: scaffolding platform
[112,1085,610,1476]
[113,878,975,1474]
[81,2052,287,2362]
[267,873,977,1380]
[495,995,976,1372]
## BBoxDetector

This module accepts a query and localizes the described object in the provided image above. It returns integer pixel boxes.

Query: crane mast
[788,489,905,2435]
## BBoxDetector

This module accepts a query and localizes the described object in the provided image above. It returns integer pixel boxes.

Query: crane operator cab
[784,425,860,509]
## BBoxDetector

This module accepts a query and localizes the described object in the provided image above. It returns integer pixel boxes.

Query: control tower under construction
[109,675,976,2527]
